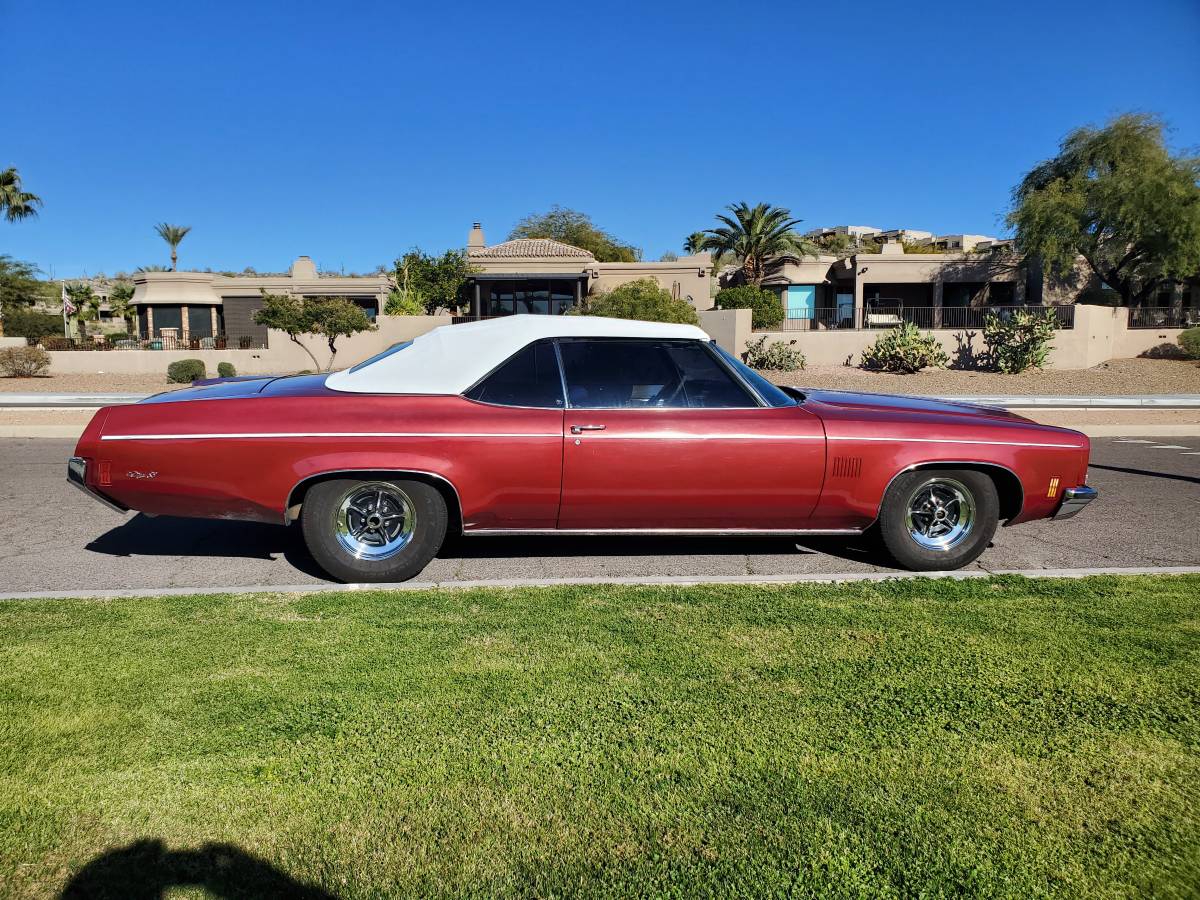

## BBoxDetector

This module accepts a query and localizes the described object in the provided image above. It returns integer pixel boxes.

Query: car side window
[558,339,755,409]
[464,340,564,408]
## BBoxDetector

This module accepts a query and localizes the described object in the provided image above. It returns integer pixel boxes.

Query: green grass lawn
[1,576,1198,899]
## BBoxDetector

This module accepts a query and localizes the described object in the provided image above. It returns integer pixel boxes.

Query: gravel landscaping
[764,358,1200,396]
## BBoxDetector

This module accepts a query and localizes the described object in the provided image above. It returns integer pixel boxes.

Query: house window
[153,305,183,336]
[188,306,213,337]
[486,280,580,316]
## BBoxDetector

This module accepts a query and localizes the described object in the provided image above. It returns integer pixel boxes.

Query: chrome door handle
[570,424,606,434]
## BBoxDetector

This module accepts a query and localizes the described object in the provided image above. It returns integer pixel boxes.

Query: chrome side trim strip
[101,431,823,442]
[101,432,563,441]
[829,435,1079,449]
[464,527,863,537]
[101,432,1076,448]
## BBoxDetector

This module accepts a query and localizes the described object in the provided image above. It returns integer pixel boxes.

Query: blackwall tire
[878,469,999,572]
[301,478,447,583]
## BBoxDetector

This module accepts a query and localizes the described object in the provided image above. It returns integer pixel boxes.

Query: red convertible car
[69,316,1096,582]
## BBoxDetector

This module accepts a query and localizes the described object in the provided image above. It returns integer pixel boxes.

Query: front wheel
[301,478,447,582]
[878,469,999,571]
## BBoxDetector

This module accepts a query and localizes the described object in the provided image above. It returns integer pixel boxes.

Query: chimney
[290,256,319,278]
[468,222,485,250]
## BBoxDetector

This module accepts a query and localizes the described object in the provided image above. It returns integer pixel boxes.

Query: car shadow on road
[1088,463,1200,486]
[437,532,896,569]
[85,515,897,582]
[85,514,330,580]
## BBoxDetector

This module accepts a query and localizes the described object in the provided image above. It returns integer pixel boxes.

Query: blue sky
[4,0,1199,278]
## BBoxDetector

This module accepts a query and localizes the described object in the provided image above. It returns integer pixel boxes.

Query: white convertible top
[324,314,711,395]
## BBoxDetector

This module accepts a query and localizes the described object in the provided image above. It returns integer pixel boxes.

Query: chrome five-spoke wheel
[333,482,417,560]
[302,477,448,582]
[878,469,999,572]
[903,477,976,551]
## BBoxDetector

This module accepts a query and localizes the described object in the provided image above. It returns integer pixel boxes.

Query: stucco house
[128,257,390,348]
[462,223,711,317]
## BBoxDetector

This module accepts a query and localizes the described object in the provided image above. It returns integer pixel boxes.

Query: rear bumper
[67,456,128,514]
[1053,485,1097,520]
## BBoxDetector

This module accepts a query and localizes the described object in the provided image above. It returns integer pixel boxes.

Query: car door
[556,338,826,530]
[459,338,566,529]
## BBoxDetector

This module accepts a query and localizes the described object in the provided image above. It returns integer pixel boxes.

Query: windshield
[711,342,798,408]
[347,341,413,374]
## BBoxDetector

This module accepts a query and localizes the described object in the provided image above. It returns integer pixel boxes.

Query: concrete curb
[2,565,1197,601]
[942,394,1200,409]
[0,393,148,407]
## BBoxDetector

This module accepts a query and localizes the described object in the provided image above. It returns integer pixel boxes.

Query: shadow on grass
[60,839,337,900]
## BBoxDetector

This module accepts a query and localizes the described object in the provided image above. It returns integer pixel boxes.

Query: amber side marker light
[1047,477,1060,498]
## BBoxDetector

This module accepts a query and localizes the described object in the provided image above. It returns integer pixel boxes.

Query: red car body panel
[560,406,827,529]
[71,375,1091,533]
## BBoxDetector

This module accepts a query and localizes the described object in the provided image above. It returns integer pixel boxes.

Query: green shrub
[1179,327,1200,360]
[576,278,699,325]
[2,308,63,343]
[384,289,425,316]
[167,358,206,383]
[860,322,949,373]
[983,308,1059,373]
[743,335,804,371]
[0,346,51,377]
[217,361,237,378]
[714,285,784,330]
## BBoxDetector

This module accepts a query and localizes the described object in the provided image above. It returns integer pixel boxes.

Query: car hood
[802,389,1030,422]
[138,373,332,404]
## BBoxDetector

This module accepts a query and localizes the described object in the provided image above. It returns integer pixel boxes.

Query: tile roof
[468,238,595,259]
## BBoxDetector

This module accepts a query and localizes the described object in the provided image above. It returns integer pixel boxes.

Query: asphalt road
[1,438,1197,593]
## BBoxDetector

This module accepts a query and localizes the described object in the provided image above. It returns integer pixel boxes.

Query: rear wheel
[878,469,998,571]
[301,478,447,582]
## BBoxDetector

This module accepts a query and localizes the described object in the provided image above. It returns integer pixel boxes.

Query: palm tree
[0,168,42,222]
[154,223,192,271]
[683,232,707,255]
[108,282,135,331]
[700,203,819,286]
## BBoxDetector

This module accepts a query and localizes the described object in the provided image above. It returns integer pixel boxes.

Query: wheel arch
[878,461,1024,525]
[285,468,464,535]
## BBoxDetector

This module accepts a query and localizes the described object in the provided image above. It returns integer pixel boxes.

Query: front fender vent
[831,456,863,479]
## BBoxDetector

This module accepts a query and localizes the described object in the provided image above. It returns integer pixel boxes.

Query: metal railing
[1128,306,1200,329]
[762,304,1075,332]
[32,332,268,351]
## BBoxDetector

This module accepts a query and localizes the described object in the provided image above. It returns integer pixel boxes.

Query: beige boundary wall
[37,307,1189,376]
[737,305,1187,369]
[45,316,452,376]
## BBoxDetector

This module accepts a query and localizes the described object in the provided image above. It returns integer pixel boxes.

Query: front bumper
[67,457,128,514]
[1053,485,1098,520]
